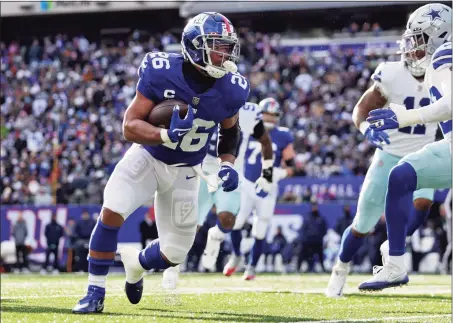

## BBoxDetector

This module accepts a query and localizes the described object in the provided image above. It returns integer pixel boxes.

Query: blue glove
[218,162,239,192]
[367,108,400,132]
[363,126,391,150]
[167,105,194,143]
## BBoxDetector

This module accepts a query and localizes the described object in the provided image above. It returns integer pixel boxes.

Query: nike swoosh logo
[186,175,196,180]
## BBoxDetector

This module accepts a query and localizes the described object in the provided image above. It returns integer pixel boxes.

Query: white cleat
[358,262,408,291]
[201,226,225,270]
[223,254,241,276]
[325,263,350,298]
[119,246,146,284]
[380,240,390,265]
[162,265,180,290]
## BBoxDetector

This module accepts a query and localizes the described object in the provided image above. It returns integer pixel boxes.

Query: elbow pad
[218,121,241,157]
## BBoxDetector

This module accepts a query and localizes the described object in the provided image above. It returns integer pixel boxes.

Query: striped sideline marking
[294,314,451,323]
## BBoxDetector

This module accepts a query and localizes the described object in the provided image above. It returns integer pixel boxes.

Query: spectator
[65,218,77,272]
[74,210,96,272]
[42,214,64,273]
[367,214,387,266]
[12,213,29,272]
[139,208,158,249]
[266,226,287,272]
[334,205,353,236]
[299,203,328,272]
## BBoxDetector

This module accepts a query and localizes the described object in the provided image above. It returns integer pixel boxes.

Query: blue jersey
[244,126,294,182]
[136,52,249,166]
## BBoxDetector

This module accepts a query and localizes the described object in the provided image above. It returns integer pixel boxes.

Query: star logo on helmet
[422,7,444,22]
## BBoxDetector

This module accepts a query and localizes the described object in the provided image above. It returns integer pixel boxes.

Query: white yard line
[1,286,451,299]
[294,314,451,323]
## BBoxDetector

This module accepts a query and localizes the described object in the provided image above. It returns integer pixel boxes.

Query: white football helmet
[259,97,281,129]
[401,3,452,77]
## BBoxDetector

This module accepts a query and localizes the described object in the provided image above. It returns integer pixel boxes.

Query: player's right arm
[122,92,166,145]
[352,63,391,148]
[352,82,387,132]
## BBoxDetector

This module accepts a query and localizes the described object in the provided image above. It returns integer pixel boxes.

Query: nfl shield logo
[192,97,200,105]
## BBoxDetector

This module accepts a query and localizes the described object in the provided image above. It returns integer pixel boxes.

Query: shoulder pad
[224,72,250,114]
[432,42,452,71]
[136,52,183,102]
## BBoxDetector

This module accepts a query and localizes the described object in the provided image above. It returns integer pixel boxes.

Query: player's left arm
[218,112,240,164]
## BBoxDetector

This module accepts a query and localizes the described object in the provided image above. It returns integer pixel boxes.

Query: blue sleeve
[432,42,452,71]
[285,130,294,147]
[227,73,250,118]
[136,53,162,102]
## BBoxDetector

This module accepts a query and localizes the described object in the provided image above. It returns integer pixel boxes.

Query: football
[147,99,189,129]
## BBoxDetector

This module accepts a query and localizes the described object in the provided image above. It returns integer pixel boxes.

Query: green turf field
[1,273,451,322]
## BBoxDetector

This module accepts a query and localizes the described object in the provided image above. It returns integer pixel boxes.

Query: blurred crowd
[1,30,400,205]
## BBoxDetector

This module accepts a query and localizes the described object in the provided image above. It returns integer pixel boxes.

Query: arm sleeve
[136,54,161,102]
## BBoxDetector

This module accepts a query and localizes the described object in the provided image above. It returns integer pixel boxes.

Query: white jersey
[202,102,262,175]
[424,42,452,142]
[371,61,437,157]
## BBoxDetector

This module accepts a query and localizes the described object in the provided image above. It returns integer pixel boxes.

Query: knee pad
[89,220,120,253]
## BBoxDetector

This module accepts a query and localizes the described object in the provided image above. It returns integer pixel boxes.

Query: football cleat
[358,262,408,291]
[223,254,241,277]
[120,247,146,305]
[162,265,179,290]
[72,285,105,314]
[380,240,390,266]
[325,263,350,298]
[242,265,256,281]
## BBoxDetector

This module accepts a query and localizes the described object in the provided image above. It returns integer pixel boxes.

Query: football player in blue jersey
[73,12,250,314]
[224,98,296,280]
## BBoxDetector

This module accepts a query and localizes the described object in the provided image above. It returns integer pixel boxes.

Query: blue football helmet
[181,12,240,78]
[259,98,281,129]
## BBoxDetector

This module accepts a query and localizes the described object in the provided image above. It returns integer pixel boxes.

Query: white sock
[389,255,405,269]
[336,259,349,270]
[88,274,107,289]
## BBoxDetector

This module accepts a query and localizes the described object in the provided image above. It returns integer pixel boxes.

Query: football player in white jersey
[325,5,442,297]
[161,101,274,288]
[198,101,275,270]
[359,3,451,291]
[224,98,295,280]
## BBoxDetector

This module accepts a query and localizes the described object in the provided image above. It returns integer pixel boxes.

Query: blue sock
[138,239,171,271]
[386,163,417,256]
[88,219,119,281]
[250,239,265,267]
[338,225,364,263]
[407,207,431,236]
[230,230,242,256]
[217,218,231,234]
